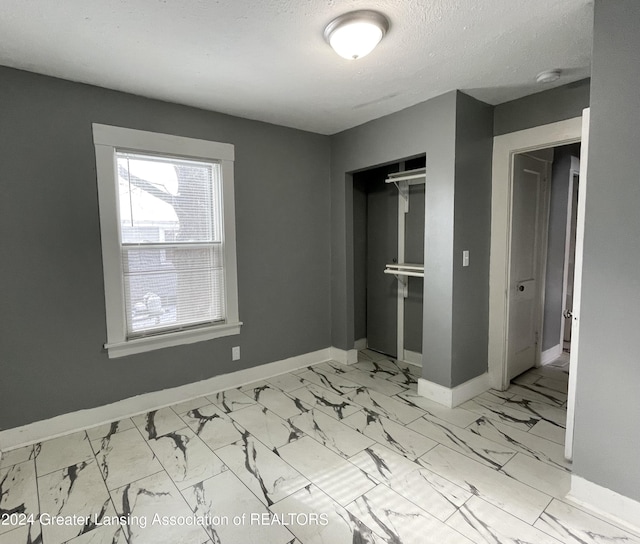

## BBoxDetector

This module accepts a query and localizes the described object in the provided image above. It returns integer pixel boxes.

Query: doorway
[507,143,582,382]
[352,155,425,363]
[505,144,582,451]
[504,143,578,459]
[488,116,583,390]
[540,145,581,365]
[488,112,588,461]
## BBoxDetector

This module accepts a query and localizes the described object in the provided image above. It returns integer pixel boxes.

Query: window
[93,124,241,358]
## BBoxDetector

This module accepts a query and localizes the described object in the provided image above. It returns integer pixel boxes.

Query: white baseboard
[354,338,367,351]
[402,350,422,367]
[418,372,491,408]
[0,348,332,452]
[567,475,640,535]
[541,344,563,366]
[330,347,358,365]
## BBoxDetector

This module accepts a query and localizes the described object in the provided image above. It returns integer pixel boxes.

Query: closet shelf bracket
[385,168,426,213]
[394,181,410,212]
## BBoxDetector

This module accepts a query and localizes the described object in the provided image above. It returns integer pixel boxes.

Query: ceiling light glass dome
[324,10,389,60]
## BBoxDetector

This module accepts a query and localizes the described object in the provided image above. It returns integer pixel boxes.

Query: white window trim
[93,124,241,358]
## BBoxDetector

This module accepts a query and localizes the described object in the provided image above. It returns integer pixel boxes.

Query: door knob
[563,309,573,319]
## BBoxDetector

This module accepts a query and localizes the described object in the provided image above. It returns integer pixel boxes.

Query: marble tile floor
[1,349,639,544]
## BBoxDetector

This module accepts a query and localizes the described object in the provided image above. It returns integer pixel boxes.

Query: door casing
[488,116,582,391]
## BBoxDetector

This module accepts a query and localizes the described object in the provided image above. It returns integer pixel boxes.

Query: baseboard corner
[329,346,358,365]
[541,344,563,366]
[417,378,452,407]
[417,372,490,408]
[354,338,367,351]
[402,350,422,366]
[568,475,640,535]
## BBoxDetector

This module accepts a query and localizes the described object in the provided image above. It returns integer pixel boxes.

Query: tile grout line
[528,499,571,544]
[87,426,138,544]
[33,441,43,544]
[407,414,520,471]
[121,419,214,542]
[286,376,371,415]
[459,415,570,473]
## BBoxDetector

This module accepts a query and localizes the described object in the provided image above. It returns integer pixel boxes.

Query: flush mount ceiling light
[536,69,562,84]
[324,10,389,60]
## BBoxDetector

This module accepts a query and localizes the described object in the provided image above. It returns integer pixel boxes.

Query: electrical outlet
[232,346,240,361]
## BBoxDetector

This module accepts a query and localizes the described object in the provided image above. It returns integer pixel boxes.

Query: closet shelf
[385,167,426,185]
[384,263,424,278]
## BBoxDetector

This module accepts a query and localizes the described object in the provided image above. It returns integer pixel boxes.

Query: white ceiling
[0,0,593,135]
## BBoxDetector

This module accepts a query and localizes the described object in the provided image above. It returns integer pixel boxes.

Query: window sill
[104,322,242,358]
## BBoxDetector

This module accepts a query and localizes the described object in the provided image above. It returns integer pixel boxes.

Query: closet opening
[352,154,425,366]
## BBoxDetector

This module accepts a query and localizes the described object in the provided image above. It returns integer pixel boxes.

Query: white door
[565,108,589,460]
[562,164,580,347]
[507,153,549,380]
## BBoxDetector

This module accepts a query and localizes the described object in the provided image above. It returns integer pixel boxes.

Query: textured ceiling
[0,0,593,135]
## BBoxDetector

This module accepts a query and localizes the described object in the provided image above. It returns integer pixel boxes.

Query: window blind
[116,152,225,337]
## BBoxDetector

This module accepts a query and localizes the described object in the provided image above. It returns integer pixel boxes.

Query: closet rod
[385,263,424,271]
[383,269,424,278]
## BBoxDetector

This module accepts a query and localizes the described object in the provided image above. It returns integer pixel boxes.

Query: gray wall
[573,0,640,501]
[542,144,581,352]
[0,67,331,430]
[494,79,590,136]
[451,93,494,386]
